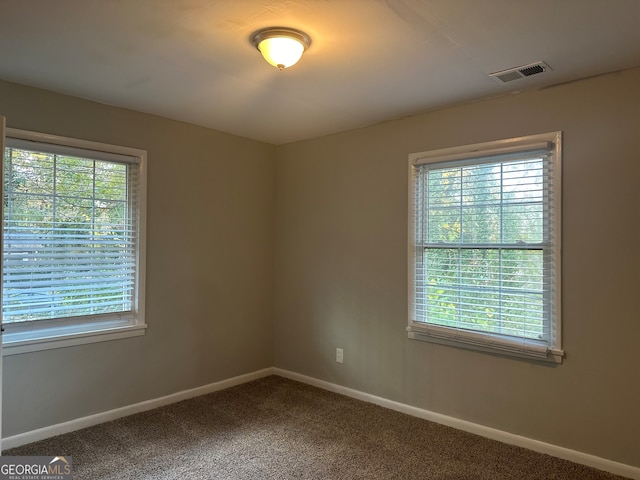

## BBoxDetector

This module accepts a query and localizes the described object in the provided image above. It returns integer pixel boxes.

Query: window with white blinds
[408,132,563,363]
[2,129,146,354]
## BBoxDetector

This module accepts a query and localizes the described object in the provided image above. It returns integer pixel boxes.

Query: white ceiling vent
[489,61,552,84]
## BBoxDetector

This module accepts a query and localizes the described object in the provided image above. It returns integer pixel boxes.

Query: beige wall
[275,68,640,467]
[1,68,639,469]
[0,80,276,436]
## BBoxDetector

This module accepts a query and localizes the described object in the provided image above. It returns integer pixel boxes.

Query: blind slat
[411,145,557,352]
[3,143,139,324]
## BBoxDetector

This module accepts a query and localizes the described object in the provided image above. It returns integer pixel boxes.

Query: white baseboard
[4,366,638,480]
[2,367,275,450]
[274,368,640,480]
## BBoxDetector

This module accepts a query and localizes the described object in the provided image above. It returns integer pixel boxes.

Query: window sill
[2,323,147,356]
[407,326,564,364]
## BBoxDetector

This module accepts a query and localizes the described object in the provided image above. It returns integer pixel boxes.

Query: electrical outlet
[336,348,344,364]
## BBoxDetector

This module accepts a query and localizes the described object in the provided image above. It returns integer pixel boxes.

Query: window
[2,129,146,354]
[408,132,562,363]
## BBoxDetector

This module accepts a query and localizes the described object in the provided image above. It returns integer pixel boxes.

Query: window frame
[408,132,563,363]
[2,128,147,355]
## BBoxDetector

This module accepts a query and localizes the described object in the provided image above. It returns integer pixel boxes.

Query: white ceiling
[0,0,639,145]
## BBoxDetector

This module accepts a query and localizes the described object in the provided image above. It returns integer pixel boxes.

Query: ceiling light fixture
[250,27,311,70]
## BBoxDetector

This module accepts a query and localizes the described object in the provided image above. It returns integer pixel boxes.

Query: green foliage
[3,148,132,323]
[419,159,546,340]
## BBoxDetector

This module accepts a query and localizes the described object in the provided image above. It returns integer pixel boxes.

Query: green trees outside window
[415,158,549,341]
[3,147,134,323]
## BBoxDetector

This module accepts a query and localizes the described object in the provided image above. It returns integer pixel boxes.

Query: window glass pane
[427,207,460,243]
[461,205,499,243]
[462,163,500,206]
[502,160,544,202]
[502,203,543,243]
[427,167,461,243]
[459,163,500,243]
[500,249,544,339]
[7,149,55,195]
[95,161,127,202]
[417,152,551,342]
[3,146,134,324]
[502,159,544,244]
[56,156,94,199]
[424,247,543,339]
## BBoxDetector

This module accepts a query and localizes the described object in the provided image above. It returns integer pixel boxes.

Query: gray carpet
[5,376,629,479]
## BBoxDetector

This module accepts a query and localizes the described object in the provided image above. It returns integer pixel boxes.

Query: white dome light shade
[258,37,304,69]
[250,28,311,70]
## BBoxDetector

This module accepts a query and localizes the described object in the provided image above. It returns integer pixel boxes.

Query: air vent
[489,61,552,84]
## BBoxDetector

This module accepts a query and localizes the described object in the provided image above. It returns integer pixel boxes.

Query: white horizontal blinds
[413,147,555,355]
[3,143,139,324]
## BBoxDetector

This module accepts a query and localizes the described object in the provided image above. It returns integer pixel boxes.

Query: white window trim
[407,132,563,363]
[2,128,147,355]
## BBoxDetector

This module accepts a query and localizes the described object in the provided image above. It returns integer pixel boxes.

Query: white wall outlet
[336,347,344,364]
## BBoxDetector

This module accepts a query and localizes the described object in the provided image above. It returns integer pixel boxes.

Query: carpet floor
[5,375,629,479]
